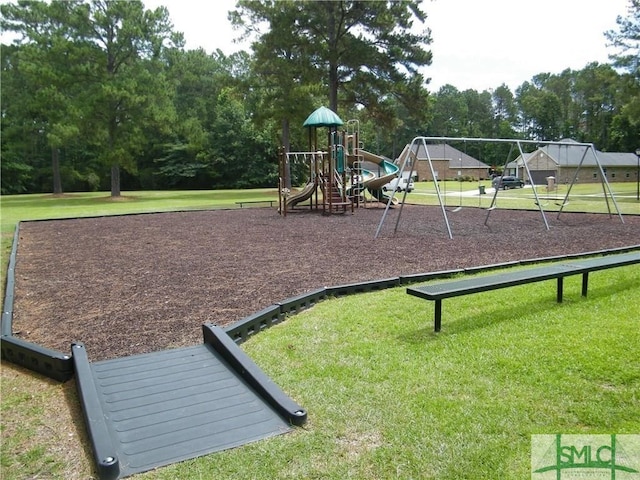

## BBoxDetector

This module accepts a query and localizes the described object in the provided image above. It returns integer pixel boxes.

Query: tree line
[1,0,638,195]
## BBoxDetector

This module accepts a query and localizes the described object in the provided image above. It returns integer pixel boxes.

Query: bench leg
[557,277,564,303]
[434,300,442,332]
[582,272,589,297]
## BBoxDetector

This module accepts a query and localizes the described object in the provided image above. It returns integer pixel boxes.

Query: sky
[141,0,629,93]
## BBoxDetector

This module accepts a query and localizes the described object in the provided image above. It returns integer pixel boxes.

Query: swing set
[375,136,625,239]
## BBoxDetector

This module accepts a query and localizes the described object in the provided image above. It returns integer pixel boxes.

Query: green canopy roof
[303,106,344,128]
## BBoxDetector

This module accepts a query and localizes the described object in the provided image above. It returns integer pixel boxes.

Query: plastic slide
[358,150,399,203]
[285,180,316,209]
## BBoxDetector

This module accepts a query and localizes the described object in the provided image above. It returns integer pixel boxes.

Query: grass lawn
[1,190,639,479]
[143,269,639,479]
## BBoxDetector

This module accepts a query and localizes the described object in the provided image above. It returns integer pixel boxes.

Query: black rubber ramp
[73,324,306,480]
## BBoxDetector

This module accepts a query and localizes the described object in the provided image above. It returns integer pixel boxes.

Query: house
[506,139,639,184]
[397,143,491,181]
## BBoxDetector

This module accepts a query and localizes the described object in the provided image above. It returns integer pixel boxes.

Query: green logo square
[532,434,640,479]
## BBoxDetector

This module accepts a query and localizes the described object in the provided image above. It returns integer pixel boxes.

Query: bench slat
[407,265,571,300]
[562,251,640,273]
[235,200,275,208]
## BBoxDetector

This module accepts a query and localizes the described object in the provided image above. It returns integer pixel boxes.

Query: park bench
[235,200,276,208]
[406,251,640,332]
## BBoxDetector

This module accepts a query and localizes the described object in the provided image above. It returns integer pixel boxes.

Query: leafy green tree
[208,88,278,188]
[607,73,640,151]
[461,89,493,138]
[516,79,563,140]
[76,0,178,196]
[4,0,639,194]
[605,0,640,151]
[605,0,640,78]
[484,84,519,168]
[573,63,620,148]
[491,83,520,148]
[0,44,36,194]
[2,0,178,196]
[1,0,90,193]
[492,84,517,125]
[151,48,237,188]
[231,0,432,139]
[427,84,468,136]
[231,1,321,153]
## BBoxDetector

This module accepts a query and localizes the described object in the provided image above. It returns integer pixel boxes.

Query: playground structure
[376,136,625,239]
[278,107,410,216]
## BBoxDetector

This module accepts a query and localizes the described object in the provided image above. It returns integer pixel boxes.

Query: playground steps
[320,174,352,213]
[73,324,306,480]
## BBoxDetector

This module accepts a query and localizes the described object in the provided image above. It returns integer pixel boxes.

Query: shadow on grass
[396,297,556,344]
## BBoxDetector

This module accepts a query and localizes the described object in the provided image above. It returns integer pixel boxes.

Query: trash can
[479,185,486,194]
[546,176,555,192]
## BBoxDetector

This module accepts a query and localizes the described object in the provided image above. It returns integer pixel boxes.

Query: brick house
[397,143,491,181]
[506,139,639,184]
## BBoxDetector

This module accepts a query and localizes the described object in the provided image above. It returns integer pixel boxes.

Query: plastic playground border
[2,216,639,383]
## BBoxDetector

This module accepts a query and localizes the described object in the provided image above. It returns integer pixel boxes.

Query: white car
[383,176,414,192]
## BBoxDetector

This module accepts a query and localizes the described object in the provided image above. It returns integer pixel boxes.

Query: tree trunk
[282,118,292,189]
[111,164,121,197]
[329,67,338,114]
[327,4,339,114]
[108,111,120,196]
[52,147,63,194]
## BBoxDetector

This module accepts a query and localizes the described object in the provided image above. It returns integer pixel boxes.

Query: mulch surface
[10,205,640,362]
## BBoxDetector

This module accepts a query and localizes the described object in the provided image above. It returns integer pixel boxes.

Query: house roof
[404,143,490,169]
[510,139,637,168]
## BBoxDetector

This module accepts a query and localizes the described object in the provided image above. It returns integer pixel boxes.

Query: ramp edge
[72,342,120,480]
[203,323,307,426]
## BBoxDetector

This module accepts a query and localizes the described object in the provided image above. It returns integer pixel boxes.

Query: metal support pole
[635,148,640,201]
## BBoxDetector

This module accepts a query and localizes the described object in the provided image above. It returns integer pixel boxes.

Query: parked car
[383,176,415,192]
[492,176,524,189]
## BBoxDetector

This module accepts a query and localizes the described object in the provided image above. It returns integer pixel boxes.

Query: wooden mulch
[10,205,640,362]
